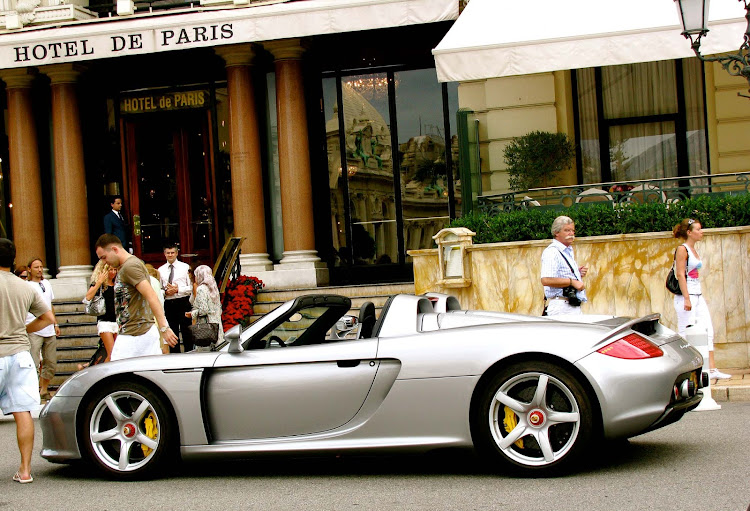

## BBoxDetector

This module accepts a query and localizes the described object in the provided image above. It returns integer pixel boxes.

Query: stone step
[57,322,99,335]
[52,300,87,314]
[250,282,414,320]
[56,311,98,324]
[255,283,415,303]
[56,333,101,347]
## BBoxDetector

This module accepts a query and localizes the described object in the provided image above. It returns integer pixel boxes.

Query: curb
[712,384,750,402]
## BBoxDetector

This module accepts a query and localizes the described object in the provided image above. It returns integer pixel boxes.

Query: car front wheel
[474,361,594,473]
[82,381,174,479]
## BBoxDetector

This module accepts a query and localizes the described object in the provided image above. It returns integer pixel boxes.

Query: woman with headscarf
[185,265,223,349]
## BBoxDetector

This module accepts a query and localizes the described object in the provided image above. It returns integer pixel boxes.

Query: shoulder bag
[666,249,682,295]
[188,315,219,347]
[85,286,107,316]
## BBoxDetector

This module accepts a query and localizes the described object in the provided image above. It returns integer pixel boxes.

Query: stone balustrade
[411,225,750,369]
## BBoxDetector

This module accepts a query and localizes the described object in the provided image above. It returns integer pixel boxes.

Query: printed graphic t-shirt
[115,256,154,336]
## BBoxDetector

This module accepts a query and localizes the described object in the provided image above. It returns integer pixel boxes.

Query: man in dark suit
[103,195,129,247]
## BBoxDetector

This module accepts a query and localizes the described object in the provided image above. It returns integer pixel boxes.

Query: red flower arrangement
[221,275,265,331]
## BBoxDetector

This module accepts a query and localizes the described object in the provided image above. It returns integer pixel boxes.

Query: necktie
[168,264,174,284]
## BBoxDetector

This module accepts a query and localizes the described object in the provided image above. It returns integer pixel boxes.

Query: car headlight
[54,369,85,396]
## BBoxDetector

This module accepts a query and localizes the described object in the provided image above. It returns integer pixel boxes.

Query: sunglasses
[19,273,28,279]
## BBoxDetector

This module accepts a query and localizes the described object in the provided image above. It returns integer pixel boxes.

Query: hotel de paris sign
[0,22,235,68]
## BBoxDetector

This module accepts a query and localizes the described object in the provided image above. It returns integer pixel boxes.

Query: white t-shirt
[25,279,55,337]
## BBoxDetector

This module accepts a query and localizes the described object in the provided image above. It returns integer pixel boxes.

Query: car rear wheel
[473,361,594,473]
[81,381,174,479]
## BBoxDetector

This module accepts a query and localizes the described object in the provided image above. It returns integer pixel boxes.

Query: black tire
[81,380,175,480]
[472,361,594,474]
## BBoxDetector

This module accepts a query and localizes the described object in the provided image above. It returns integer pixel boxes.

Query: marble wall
[411,226,750,369]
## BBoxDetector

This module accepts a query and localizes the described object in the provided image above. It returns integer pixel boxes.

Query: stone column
[0,68,45,271]
[264,39,327,288]
[214,44,273,272]
[43,64,93,299]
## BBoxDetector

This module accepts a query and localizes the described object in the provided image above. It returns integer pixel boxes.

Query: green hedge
[450,194,750,244]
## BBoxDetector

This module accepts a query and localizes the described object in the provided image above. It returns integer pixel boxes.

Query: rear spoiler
[595,313,661,347]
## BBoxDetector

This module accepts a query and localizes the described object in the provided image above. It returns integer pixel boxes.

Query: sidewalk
[711,368,750,402]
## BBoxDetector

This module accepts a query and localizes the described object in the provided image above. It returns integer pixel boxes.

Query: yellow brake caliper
[141,412,158,457]
[503,406,524,449]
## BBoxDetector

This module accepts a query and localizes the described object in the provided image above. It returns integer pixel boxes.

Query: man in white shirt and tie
[103,195,129,249]
[158,243,194,353]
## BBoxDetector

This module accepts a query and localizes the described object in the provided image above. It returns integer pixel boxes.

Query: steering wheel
[266,335,287,348]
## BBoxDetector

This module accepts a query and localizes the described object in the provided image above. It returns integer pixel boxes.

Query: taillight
[597,333,663,359]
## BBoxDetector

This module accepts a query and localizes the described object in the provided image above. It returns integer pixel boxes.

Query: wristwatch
[159,325,170,334]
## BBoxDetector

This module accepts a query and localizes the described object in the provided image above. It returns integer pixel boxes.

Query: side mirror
[224,324,244,353]
[331,314,358,340]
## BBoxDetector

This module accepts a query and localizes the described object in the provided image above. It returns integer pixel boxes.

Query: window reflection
[396,69,452,259]
[322,69,459,270]
[325,74,396,266]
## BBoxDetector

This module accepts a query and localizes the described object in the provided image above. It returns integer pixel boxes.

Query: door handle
[337,360,361,368]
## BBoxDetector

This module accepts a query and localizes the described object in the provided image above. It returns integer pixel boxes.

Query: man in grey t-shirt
[0,238,55,484]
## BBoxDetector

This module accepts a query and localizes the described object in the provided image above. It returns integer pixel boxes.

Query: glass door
[124,112,217,268]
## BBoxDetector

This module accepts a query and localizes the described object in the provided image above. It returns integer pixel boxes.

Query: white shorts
[0,351,41,415]
[110,325,163,361]
[97,321,119,335]
[545,299,583,316]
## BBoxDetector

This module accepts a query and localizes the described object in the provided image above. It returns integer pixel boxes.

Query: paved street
[1,403,749,511]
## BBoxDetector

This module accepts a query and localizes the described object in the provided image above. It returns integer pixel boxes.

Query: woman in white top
[672,218,730,380]
[185,265,224,350]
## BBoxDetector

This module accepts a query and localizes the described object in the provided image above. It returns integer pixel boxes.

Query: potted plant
[221,275,265,330]
[503,131,576,191]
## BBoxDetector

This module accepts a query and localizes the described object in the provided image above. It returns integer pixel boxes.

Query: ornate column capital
[215,43,256,67]
[42,63,86,85]
[263,39,307,61]
[0,67,37,89]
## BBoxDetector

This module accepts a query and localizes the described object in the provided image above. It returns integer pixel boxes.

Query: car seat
[357,301,376,339]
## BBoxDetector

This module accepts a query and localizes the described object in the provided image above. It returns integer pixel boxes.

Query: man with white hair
[540,216,588,316]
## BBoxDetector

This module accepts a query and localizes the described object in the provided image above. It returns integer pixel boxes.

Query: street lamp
[674,0,750,97]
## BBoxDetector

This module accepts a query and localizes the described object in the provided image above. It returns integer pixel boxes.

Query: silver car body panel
[40,293,703,465]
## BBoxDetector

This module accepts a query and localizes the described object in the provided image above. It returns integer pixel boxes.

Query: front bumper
[39,395,83,463]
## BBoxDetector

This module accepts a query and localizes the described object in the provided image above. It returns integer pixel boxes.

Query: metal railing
[477,172,750,214]
[86,0,196,16]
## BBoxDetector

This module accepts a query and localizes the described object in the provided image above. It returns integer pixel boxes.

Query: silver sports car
[40,293,705,479]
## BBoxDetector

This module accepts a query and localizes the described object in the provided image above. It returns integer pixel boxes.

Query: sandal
[40,392,51,401]
[12,472,33,484]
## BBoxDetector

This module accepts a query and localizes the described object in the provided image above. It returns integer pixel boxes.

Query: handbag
[188,316,219,347]
[666,250,682,295]
[85,287,106,316]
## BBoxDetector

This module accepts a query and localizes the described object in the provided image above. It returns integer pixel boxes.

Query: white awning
[433,0,747,82]
[0,0,458,69]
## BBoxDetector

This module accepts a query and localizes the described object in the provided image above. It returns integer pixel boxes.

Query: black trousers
[164,296,194,353]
